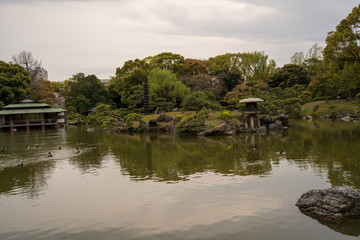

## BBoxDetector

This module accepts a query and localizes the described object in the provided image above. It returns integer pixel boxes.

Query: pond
[0,120,360,240]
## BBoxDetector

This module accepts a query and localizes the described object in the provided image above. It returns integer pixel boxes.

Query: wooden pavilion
[0,99,66,131]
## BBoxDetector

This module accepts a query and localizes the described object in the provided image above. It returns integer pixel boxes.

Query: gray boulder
[303,115,313,121]
[330,112,338,119]
[276,113,289,126]
[148,119,158,127]
[87,127,95,132]
[342,116,351,122]
[155,113,174,122]
[261,115,274,128]
[198,121,235,136]
[256,126,267,132]
[268,120,283,130]
[296,187,360,220]
[137,121,149,132]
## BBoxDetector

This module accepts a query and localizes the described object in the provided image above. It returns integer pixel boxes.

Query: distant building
[0,99,66,131]
[100,79,110,86]
[30,67,48,81]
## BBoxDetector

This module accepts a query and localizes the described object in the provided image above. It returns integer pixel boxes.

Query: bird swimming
[277,150,285,154]
[47,152,53,157]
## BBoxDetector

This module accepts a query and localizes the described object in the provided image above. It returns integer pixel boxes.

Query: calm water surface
[1,120,360,240]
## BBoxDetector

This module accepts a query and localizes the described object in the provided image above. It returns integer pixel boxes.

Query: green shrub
[103,116,119,129]
[226,98,241,110]
[312,96,333,101]
[219,100,229,106]
[220,110,232,120]
[124,113,143,127]
[355,92,360,104]
[175,115,183,120]
[175,110,209,134]
[245,81,258,87]
[181,91,222,111]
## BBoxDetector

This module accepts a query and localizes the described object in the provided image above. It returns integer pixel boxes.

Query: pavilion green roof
[0,108,66,115]
[4,103,50,109]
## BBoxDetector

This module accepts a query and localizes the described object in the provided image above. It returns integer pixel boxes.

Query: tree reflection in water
[1,120,360,196]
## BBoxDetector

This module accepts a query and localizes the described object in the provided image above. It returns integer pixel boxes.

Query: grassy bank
[301,100,359,117]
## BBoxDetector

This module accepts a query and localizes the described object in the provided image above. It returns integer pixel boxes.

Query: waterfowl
[252,146,257,151]
[278,150,285,154]
[1,146,5,152]
[58,147,62,150]
[17,163,24,167]
[47,152,53,157]
[26,145,30,149]
[88,152,91,155]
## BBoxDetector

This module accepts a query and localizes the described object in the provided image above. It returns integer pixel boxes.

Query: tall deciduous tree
[178,73,224,99]
[12,51,43,84]
[290,52,306,66]
[268,64,310,89]
[63,73,107,114]
[109,59,149,108]
[181,58,208,76]
[240,51,276,82]
[0,61,31,106]
[206,53,244,92]
[147,52,185,75]
[324,4,360,70]
[30,79,56,104]
[333,63,360,100]
[148,68,190,106]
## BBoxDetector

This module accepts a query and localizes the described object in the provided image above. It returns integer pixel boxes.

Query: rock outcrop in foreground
[296,187,360,221]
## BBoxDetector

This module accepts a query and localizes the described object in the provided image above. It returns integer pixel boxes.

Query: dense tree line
[1,4,359,119]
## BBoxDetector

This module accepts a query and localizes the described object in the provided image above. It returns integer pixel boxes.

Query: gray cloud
[0,0,357,81]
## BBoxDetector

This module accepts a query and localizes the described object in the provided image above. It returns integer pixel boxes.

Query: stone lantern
[239,97,264,130]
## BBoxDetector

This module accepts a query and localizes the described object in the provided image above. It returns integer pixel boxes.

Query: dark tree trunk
[143,79,150,115]
[322,84,328,104]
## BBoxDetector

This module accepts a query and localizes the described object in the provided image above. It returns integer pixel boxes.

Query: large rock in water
[296,187,360,220]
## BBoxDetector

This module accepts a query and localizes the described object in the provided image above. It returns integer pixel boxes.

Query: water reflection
[1,120,360,239]
[1,120,360,195]
[303,213,360,237]
[0,161,55,198]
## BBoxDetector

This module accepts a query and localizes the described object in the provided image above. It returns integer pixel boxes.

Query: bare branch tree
[12,50,43,84]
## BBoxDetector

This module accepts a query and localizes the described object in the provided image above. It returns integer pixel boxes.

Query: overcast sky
[0,0,357,81]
